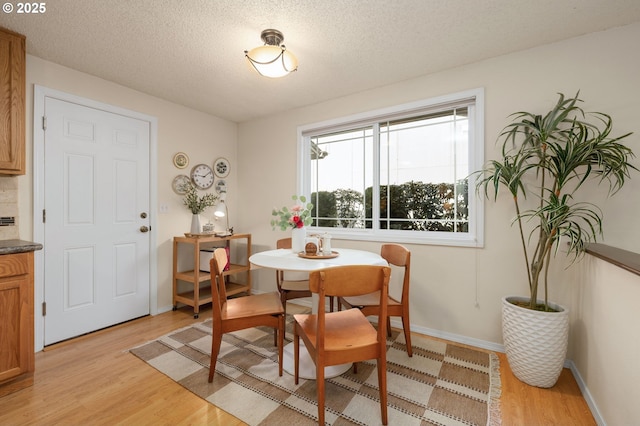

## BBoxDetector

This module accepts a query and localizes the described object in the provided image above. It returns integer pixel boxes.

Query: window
[298,89,484,247]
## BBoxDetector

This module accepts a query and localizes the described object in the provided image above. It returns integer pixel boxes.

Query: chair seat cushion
[223,292,284,320]
[294,308,377,351]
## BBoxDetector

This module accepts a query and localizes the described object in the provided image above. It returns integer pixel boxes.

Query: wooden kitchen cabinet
[0,27,26,175]
[173,233,252,318]
[0,251,34,397]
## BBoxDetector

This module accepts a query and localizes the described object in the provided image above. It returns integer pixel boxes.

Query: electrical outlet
[159,204,169,214]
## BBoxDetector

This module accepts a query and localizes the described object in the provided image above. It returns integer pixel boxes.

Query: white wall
[21,55,237,312]
[570,254,640,425]
[237,23,640,348]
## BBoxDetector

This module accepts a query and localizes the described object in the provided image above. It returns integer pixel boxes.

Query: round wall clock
[173,152,189,169]
[172,174,191,194]
[190,163,214,190]
[214,157,230,178]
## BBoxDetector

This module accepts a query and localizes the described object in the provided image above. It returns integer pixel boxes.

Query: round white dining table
[249,247,388,379]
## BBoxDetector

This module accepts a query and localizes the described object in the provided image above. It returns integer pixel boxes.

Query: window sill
[585,243,640,277]
[311,227,482,248]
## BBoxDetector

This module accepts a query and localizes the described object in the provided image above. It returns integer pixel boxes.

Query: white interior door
[43,97,151,345]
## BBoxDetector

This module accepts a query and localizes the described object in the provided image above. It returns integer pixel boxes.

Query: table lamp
[214,192,232,236]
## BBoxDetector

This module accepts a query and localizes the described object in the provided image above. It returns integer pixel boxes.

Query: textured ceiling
[2,0,640,123]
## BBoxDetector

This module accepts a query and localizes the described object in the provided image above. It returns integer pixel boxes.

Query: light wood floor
[0,304,595,425]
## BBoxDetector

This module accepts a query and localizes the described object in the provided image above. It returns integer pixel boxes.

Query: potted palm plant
[476,93,635,387]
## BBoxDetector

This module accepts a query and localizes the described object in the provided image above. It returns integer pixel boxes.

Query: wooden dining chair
[276,237,335,313]
[276,238,312,316]
[294,265,391,425]
[338,243,413,356]
[208,248,285,382]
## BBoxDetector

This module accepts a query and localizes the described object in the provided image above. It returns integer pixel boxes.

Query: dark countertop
[586,243,640,277]
[0,239,43,254]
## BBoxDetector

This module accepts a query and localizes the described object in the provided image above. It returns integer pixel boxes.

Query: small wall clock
[214,157,230,178]
[172,174,191,194]
[173,152,189,169]
[190,163,214,190]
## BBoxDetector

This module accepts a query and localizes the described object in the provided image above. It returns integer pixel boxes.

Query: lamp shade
[245,29,298,78]
[214,199,231,234]
[214,202,226,217]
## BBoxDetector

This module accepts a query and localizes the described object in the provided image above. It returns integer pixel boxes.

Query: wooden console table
[172,233,251,318]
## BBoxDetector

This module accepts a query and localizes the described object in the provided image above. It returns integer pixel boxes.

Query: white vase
[291,226,306,253]
[502,296,569,388]
[190,214,201,234]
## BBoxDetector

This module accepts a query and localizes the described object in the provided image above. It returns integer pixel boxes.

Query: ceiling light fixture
[245,29,298,78]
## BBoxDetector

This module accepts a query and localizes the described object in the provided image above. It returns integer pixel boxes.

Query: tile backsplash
[0,177,19,239]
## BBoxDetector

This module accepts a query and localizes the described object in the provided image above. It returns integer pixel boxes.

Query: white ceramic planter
[291,226,306,253]
[502,296,569,388]
[190,214,200,234]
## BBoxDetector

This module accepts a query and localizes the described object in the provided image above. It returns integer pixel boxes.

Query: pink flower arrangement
[290,205,304,228]
[271,195,314,231]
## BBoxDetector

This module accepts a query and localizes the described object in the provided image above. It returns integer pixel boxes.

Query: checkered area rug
[130,309,501,426]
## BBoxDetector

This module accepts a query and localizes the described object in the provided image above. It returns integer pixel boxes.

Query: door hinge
[43,209,46,223]
[42,301,47,316]
[42,116,47,131]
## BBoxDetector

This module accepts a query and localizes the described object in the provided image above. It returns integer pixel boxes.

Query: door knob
[140,225,149,233]
[140,212,148,219]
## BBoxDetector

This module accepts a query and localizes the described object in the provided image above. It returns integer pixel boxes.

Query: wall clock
[173,152,189,169]
[190,163,214,190]
[214,157,230,178]
[172,174,191,194]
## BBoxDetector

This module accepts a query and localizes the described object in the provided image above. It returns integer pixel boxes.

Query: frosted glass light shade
[245,45,298,78]
[214,202,226,217]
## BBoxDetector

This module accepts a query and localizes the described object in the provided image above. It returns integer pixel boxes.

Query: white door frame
[33,85,158,352]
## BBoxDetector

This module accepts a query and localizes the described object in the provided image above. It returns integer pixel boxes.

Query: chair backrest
[209,248,229,327]
[309,265,391,350]
[276,238,291,250]
[381,243,411,303]
[275,238,290,286]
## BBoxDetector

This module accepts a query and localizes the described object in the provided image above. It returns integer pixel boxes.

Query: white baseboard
[401,320,505,353]
[565,360,605,426]
[157,304,174,314]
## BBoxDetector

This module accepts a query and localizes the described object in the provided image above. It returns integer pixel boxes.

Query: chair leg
[377,355,388,425]
[293,328,300,385]
[329,296,334,312]
[277,314,284,376]
[208,330,223,383]
[276,293,287,347]
[316,357,326,426]
[281,291,288,317]
[386,316,392,337]
[401,311,413,357]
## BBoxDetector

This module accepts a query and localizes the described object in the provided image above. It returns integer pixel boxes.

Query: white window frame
[297,88,484,247]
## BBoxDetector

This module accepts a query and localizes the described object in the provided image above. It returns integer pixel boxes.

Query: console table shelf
[172,233,251,318]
